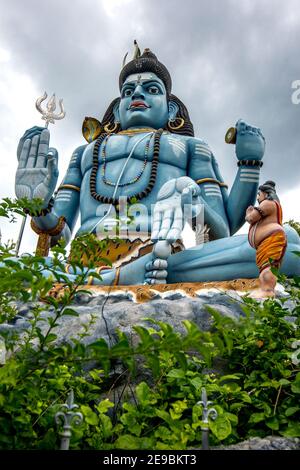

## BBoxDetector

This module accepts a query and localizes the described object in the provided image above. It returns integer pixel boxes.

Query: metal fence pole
[197,387,218,450]
[55,390,83,450]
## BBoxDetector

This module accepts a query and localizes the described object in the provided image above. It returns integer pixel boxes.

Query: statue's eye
[148,86,159,94]
[124,89,133,97]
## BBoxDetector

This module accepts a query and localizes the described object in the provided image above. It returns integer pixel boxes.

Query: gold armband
[196,178,228,188]
[57,184,81,192]
[31,216,66,257]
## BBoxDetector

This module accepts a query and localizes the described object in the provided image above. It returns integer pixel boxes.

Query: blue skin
[14,73,300,285]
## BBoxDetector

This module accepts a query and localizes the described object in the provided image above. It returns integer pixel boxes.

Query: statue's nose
[132,84,145,100]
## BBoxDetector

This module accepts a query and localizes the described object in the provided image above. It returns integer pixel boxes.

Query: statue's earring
[167,117,185,131]
[104,121,119,133]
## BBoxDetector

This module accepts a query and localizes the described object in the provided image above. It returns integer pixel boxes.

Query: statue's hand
[235,119,265,161]
[15,127,59,206]
[151,176,201,243]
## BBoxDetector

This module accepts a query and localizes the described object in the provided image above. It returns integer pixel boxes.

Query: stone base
[47,278,261,303]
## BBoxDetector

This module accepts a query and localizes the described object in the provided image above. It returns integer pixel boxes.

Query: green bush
[0,198,299,449]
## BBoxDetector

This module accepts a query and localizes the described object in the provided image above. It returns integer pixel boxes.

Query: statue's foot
[144,258,168,284]
[248,288,275,299]
[144,240,171,285]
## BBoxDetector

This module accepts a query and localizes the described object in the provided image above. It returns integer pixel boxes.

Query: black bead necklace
[90,129,163,206]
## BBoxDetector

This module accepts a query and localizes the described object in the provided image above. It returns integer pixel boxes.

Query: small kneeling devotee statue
[245,181,287,298]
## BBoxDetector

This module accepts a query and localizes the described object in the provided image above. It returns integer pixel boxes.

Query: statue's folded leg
[166,227,300,283]
[37,253,151,286]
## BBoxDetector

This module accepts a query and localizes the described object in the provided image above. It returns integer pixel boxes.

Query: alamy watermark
[291,80,300,104]
[94,198,205,246]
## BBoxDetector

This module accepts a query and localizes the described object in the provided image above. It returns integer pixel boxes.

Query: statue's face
[118,72,169,129]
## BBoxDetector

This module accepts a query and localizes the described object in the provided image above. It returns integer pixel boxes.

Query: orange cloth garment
[256,230,287,273]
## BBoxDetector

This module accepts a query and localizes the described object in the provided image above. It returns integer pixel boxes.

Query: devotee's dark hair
[259,180,280,202]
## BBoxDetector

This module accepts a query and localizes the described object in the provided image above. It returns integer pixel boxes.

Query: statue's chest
[81,133,188,173]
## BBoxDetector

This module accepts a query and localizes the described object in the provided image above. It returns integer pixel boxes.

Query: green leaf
[291,382,300,393]
[81,405,98,425]
[136,382,156,406]
[134,326,154,348]
[114,434,142,449]
[240,392,252,404]
[62,308,79,317]
[285,406,299,417]
[226,412,238,425]
[170,400,188,420]
[111,340,132,358]
[175,352,188,370]
[190,376,203,391]
[146,353,160,377]
[248,412,265,424]
[218,374,242,383]
[210,415,232,440]
[167,369,186,379]
[266,416,279,430]
[156,409,172,425]
[90,339,109,355]
[278,378,291,386]
[99,414,113,438]
[96,399,114,414]
[44,333,57,344]
[282,423,300,438]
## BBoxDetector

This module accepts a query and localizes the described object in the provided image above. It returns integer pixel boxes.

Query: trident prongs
[35,91,66,128]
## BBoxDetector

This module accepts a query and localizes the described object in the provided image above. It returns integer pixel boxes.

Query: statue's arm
[32,145,85,246]
[187,138,230,239]
[226,120,265,235]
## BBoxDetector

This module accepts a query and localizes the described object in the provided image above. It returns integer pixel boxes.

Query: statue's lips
[129,101,150,109]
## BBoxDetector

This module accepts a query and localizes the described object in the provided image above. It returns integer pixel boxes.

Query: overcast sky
[0,0,300,252]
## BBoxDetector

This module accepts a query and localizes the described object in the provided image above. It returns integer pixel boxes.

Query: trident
[15,92,66,256]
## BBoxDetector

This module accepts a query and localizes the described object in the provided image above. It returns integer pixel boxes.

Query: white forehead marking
[124,72,158,84]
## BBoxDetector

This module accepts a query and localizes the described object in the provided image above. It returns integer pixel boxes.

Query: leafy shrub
[0,198,299,449]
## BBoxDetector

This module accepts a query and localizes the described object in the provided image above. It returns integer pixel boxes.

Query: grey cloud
[0,0,300,199]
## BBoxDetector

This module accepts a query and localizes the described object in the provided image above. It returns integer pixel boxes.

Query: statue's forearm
[226,164,261,234]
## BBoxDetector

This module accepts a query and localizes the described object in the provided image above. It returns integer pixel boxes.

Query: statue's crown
[119,41,172,94]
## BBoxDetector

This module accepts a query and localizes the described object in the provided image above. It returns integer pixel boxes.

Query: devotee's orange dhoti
[256,230,287,273]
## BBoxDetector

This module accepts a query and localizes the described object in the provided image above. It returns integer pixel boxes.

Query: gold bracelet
[196,178,228,188]
[31,216,66,236]
[31,216,66,257]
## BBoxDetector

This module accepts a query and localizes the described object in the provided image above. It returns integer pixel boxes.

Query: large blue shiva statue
[15,46,300,285]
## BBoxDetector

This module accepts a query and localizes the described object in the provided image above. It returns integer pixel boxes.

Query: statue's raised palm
[15,126,58,206]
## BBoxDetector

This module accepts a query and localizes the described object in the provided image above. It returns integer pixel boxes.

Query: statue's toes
[145,259,168,271]
[145,270,168,281]
[144,277,167,285]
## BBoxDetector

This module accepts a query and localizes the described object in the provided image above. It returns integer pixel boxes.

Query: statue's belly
[78,161,186,229]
